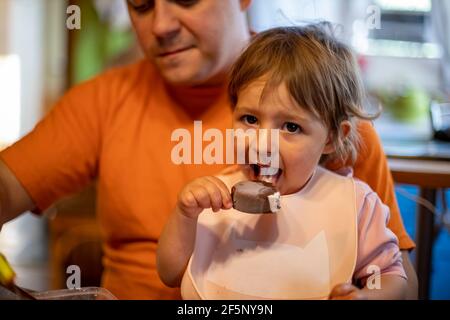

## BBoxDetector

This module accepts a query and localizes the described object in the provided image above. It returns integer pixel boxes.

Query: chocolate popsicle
[231,181,281,214]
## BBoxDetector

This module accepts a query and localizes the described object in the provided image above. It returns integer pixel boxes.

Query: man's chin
[158,68,205,87]
[153,54,205,86]
[153,59,221,87]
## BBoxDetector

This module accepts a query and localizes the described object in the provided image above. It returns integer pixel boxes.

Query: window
[371,0,431,42]
[375,0,431,12]
[248,0,342,32]
[356,0,441,58]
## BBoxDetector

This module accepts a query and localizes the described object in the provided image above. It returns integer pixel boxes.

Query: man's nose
[151,0,181,40]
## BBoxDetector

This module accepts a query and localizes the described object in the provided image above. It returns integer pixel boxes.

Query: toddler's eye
[240,115,258,126]
[282,122,302,133]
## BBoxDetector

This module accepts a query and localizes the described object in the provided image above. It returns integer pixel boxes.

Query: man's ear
[323,121,352,155]
[240,0,252,10]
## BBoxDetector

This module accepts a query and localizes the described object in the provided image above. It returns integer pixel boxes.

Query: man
[0,0,417,299]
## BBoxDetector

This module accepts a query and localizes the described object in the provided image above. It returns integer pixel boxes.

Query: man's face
[128,0,251,86]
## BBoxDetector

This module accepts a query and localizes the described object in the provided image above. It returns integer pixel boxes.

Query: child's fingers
[204,176,232,209]
[199,181,224,212]
[347,291,368,300]
[191,185,214,210]
[177,189,204,218]
[329,283,357,299]
[331,291,367,300]
[184,190,198,208]
[329,283,367,300]
[178,176,232,217]
[178,189,198,209]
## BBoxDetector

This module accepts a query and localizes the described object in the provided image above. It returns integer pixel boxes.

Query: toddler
[157,23,407,300]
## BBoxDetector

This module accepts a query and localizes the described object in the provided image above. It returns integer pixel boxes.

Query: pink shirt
[353,177,406,285]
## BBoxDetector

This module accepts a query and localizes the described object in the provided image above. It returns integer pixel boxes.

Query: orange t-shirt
[0,60,414,299]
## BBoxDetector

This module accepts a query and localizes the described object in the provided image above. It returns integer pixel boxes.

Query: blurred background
[0,0,449,299]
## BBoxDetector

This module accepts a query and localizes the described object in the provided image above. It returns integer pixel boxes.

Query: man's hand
[177,176,232,219]
[329,283,368,300]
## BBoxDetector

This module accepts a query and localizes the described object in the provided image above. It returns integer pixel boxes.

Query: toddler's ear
[339,120,352,140]
[323,121,352,155]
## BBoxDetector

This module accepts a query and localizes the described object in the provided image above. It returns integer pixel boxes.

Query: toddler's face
[232,78,336,195]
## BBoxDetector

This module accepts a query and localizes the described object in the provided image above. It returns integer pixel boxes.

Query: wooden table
[388,157,450,300]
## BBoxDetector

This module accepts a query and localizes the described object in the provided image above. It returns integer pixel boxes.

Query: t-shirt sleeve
[353,180,407,286]
[354,121,415,251]
[327,120,416,251]
[0,77,104,213]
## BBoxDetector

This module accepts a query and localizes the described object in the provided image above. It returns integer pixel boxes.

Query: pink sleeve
[353,180,407,286]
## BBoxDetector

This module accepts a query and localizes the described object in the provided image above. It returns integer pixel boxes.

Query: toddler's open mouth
[249,164,282,186]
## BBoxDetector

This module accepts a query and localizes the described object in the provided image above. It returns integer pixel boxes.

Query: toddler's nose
[249,129,279,167]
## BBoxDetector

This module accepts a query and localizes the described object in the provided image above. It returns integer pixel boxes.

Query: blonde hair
[229,22,379,164]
